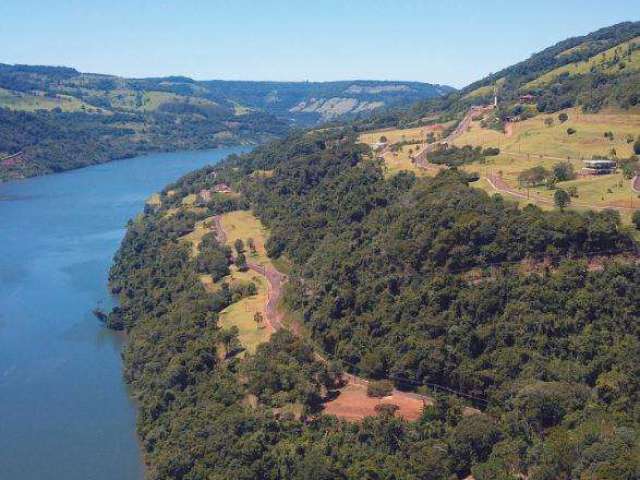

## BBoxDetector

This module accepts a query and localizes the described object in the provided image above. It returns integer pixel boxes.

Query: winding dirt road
[412,105,493,169]
[211,214,482,417]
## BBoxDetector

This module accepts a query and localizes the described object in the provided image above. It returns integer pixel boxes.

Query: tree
[379,135,388,143]
[554,189,571,210]
[632,210,640,230]
[552,161,575,182]
[235,252,248,271]
[254,311,264,325]
[234,238,245,253]
[518,166,550,187]
[558,113,568,123]
[544,117,554,127]
[567,128,576,135]
[367,380,394,398]
[247,237,256,254]
[219,326,240,358]
[634,139,640,155]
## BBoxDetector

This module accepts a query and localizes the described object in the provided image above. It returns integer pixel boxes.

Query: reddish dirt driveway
[212,214,480,421]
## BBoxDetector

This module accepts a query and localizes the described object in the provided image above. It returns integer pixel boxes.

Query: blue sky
[1,0,637,87]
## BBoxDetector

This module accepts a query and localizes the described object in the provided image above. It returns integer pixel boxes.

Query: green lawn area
[453,108,640,160]
[220,210,272,266]
[218,268,271,355]
[0,88,103,113]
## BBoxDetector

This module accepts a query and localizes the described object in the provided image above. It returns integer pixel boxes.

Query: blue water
[0,147,248,480]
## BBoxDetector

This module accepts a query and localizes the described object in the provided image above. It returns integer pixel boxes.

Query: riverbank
[0,147,246,480]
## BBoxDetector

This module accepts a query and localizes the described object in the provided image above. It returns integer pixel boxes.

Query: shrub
[367,380,394,398]
[552,161,575,182]
[558,113,569,123]
[567,128,576,135]
[554,189,570,210]
[482,147,500,156]
[518,166,550,187]
[634,139,640,155]
[374,403,399,417]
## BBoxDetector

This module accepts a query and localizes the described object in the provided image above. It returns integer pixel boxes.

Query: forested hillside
[109,128,640,479]
[0,63,451,181]
[359,21,640,131]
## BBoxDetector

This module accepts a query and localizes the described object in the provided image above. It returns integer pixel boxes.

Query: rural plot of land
[323,383,429,422]
[216,211,276,353]
[358,126,448,178]
[219,210,272,266]
[452,108,640,160]
[449,108,640,217]
[218,269,271,354]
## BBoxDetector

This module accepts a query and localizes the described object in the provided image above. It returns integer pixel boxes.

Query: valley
[6,11,640,480]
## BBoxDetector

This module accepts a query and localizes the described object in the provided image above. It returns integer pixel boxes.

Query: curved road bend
[211,215,481,414]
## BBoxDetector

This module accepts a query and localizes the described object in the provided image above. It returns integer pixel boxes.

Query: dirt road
[210,214,467,416]
[412,105,493,169]
[486,172,637,212]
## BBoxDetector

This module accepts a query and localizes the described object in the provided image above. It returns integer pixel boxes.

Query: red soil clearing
[323,383,430,422]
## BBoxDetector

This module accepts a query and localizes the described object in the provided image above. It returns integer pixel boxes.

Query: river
[0,147,248,480]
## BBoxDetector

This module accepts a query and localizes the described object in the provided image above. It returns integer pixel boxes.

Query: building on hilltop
[581,159,616,175]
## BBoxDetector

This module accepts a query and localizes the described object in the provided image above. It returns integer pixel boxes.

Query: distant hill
[0,64,452,181]
[0,64,452,123]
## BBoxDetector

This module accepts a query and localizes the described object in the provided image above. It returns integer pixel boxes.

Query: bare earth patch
[323,383,430,422]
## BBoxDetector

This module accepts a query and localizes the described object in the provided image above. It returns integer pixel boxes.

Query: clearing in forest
[218,268,271,354]
[323,383,429,422]
[219,210,272,266]
[452,107,640,159]
[358,124,451,178]
[214,211,276,353]
[180,216,216,257]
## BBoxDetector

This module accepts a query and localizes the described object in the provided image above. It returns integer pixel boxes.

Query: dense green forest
[109,126,640,479]
[0,107,287,181]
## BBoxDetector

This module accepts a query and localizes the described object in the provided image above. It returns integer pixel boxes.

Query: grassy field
[452,108,640,160]
[463,77,505,100]
[219,210,271,265]
[218,268,271,354]
[466,155,638,208]
[214,210,277,353]
[358,124,452,178]
[525,36,640,89]
[180,217,215,257]
[0,88,102,113]
[358,124,446,145]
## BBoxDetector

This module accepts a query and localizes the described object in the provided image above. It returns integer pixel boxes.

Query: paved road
[412,105,493,168]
